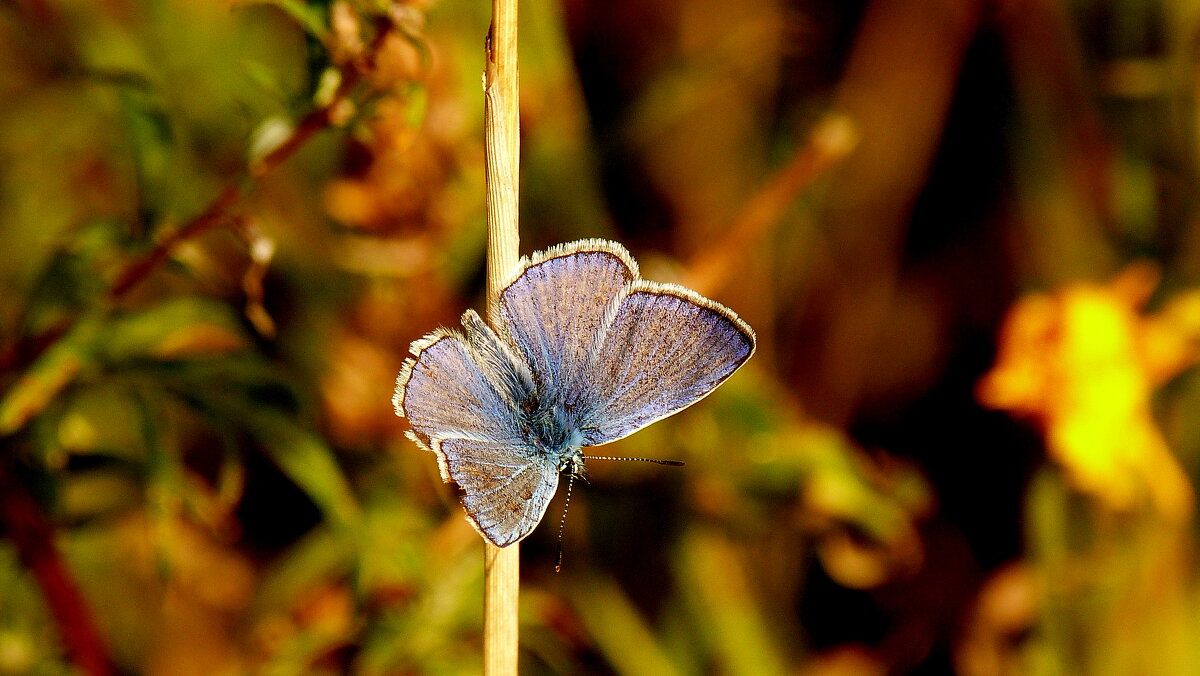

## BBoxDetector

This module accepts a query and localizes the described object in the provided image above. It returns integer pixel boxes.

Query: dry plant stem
[482,0,521,673]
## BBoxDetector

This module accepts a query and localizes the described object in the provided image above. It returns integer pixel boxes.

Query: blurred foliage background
[3,0,1200,674]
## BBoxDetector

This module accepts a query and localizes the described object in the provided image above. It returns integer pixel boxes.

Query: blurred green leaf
[21,220,128,335]
[354,481,434,595]
[117,87,174,231]
[0,546,70,674]
[101,297,249,363]
[245,0,329,39]
[0,316,101,436]
[134,389,183,579]
[242,59,293,103]
[39,383,144,460]
[213,427,246,511]
[566,573,684,676]
[240,408,360,528]
[255,526,354,614]
[58,468,143,524]
[355,539,483,676]
[140,355,360,531]
[678,528,791,676]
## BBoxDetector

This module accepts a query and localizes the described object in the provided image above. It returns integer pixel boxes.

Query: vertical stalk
[483,0,520,674]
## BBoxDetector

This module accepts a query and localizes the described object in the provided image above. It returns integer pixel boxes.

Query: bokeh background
[3,0,1200,674]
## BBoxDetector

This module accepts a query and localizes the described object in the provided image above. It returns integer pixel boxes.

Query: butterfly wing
[394,327,525,449]
[436,437,559,546]
[394,325,555,546]
[396,239,754,545]
[460,309,538,408]
[580,281,756,446]
[490,239,637,402]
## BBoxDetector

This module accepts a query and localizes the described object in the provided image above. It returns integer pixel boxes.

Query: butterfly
[393,239,755,547]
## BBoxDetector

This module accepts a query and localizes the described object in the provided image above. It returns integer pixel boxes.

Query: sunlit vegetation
[1,0,1199,674]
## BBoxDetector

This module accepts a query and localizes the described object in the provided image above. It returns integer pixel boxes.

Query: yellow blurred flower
[977,263,1199,520]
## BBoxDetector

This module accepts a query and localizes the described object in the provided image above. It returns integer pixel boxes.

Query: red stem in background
[0,458,113,676]
[108,183,243,298]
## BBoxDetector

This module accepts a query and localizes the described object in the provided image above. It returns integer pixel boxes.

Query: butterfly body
[513,400,586,479]
[395,239,754,546]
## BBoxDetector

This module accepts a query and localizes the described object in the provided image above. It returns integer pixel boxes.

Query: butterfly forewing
[394,330,525,449]
[438,437,559,546]
[492,240,637,402]
[580,282,756,446]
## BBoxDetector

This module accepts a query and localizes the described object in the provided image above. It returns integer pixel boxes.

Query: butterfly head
[558,446,587,480]
[545,423,587,480]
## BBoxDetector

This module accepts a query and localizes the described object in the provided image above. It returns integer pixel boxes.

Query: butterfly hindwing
[395,327,556,546]
[437,437,559,546]
[580,281,756,446]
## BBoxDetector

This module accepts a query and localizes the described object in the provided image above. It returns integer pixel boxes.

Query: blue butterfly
[394,239,755,547]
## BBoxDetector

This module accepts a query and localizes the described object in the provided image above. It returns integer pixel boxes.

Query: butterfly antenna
[554,473,576,573]
[581,455,685,467]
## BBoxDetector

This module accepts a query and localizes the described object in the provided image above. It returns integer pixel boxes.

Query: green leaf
[244,0,329,39]
[22,220,128,335]
[0,547,74,673]
[214,428,246,511]
[158,356,359,528]
[100,297,249,363]
[57,466,143,525]
[36,381,145,464]
[567,573,684,676]
[122,346,359,533]
[0,316,102,436]
[241,59,292,103]
[254,526,354,614]
[117,87,174,231]
[678,529,791,676]
[133,388,183,579]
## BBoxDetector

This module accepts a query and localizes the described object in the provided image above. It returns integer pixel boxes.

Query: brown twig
[683,113,858,298]
[109,18,393,299]
[0,456,113,676]
[482,0,521,673]
[108,183,243,298]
